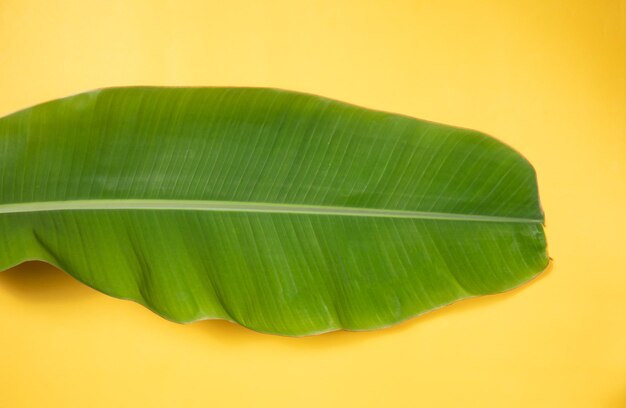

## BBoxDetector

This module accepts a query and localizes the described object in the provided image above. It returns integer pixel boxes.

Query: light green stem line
[0,199,542,223]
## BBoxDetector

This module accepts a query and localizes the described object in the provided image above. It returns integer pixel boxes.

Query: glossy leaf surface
[0,87,548,335]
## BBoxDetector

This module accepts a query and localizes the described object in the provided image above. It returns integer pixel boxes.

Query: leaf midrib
[0,199,542,223]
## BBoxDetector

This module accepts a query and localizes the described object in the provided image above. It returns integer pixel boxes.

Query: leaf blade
[0,87,548,335]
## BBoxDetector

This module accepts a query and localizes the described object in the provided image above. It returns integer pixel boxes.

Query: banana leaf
[0,87,548,336]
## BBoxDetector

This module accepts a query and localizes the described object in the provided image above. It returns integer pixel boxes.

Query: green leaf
[0,87,548,336]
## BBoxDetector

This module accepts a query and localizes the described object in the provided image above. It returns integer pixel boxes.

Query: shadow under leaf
[0,261,94,303]
[0,260,552,347]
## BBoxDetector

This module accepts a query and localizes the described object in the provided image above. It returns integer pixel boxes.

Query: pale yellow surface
[0,1,624,407]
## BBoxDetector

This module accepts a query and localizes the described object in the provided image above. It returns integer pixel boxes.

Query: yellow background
[0,0,624,406]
